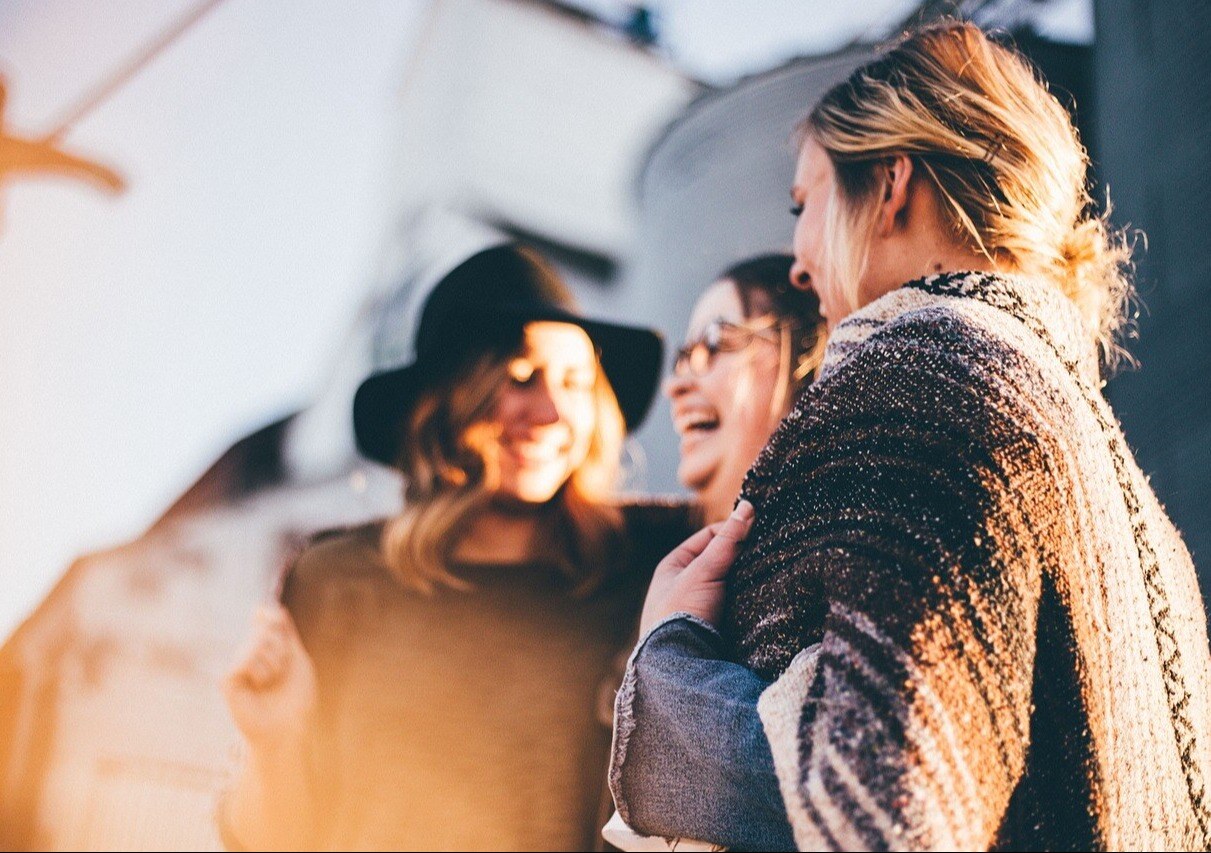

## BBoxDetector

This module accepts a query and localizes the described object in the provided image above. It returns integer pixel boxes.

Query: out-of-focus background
[0,0,1206,849]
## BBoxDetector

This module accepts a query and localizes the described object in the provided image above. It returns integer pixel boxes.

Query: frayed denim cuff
[609,613,725,826]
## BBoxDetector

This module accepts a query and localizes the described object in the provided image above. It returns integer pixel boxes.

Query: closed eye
[507,359,537,385]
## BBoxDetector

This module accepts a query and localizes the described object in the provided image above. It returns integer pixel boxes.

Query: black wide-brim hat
[353,244,663,469]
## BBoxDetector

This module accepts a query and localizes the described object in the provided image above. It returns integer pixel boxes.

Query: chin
[493,489,558,509]
[677,462,715,495]
[503,473,570,505]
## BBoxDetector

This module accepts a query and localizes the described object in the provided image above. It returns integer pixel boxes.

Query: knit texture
[725,272,1211,850]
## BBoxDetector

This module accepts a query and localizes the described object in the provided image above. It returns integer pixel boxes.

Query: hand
[222,604,318,751]
[639,500,755,636]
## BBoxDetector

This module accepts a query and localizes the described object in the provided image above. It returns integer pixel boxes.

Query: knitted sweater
[724,272,1211,850]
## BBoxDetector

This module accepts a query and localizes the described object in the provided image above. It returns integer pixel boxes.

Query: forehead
[687,280,744,335]
[520,321,595,364]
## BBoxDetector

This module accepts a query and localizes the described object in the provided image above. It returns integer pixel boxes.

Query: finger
[699,504,751,539]
[256,616,288,650]
[258,633,289,672]
[236,633,287,688]
[251,607,295,659]
[684,501,755,583]
[221,668,246,699]
[255,603,278,623]
[245,624,285,665]
[658,525,718,573]
[226,616,280,691]
[227,657,264,692]
[714,500,755,543]
[246,653,278,689]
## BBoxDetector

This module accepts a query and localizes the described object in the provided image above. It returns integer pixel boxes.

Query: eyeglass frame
[671,314,794,378]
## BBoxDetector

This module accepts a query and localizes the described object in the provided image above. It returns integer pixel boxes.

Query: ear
[874,154,914,237]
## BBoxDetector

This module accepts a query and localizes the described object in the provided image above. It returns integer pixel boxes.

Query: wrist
[637,611,723,651]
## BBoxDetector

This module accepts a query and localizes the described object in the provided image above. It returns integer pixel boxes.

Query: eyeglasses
[672,315,787,377]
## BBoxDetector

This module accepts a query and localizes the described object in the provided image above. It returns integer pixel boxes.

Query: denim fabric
[610,614,796,852]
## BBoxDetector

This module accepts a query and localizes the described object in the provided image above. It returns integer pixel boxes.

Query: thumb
[715,500,755,543]
[685,500,755,583]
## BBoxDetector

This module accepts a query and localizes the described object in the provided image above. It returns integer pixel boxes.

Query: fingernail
[732,500,755,521]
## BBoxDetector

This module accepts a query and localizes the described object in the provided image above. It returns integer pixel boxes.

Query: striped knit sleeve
[735,314,1048,850]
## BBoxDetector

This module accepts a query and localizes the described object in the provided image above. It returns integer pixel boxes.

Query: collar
[819,271,1101,385]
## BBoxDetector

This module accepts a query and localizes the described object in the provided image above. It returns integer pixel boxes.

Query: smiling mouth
[502,441,569,465]
[675,412,720,436]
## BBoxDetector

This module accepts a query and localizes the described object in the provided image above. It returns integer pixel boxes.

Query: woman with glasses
[600,256,825,851]
[666,254,827,525]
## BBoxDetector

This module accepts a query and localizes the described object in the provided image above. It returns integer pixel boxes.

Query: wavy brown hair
[380,344,626,596]
[801,21,1135,369]
[724,253,829,419]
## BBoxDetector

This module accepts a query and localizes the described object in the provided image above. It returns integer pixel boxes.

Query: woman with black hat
[219,244,693,851]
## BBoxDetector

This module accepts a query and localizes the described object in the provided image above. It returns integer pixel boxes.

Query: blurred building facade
[1096,0,1211,596]
[0,2,697,848]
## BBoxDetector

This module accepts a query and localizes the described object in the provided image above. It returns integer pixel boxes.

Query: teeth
[676,412,720,433]
[504,441,566,462]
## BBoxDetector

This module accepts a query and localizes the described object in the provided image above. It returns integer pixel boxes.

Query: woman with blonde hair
[612,21,1211,851]
[220,243,694,851]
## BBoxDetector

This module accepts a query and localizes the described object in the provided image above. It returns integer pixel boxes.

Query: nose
[789,260,811,292]
[524,379,562,427]
[663,368,694,401]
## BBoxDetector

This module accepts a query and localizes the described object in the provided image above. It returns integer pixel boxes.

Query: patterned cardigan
[723,272,1211,850]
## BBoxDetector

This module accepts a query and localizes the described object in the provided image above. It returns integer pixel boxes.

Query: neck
[873,241,1001,306]
[915,244,1000,280]
[452,502,546,563]
[701,487,732,526]
[863,178,1007,307]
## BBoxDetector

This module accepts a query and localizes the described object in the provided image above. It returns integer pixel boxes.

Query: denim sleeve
[609,613,797,852]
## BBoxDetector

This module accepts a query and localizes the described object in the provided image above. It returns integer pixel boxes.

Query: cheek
[729,356,783,434]
[698,365,753,443]
[489,390,521,429]
[793,212,820,266]
[564,397,597,452]
[695,363,735,409]
[792,220,810,268]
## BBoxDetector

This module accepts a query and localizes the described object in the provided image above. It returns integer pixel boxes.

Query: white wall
[0,0,425,641]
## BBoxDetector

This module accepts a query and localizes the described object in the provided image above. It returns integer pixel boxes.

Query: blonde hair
[380,345,626,596]
[802,21,1135,369]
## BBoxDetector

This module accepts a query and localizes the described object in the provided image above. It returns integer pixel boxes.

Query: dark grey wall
[1095,0,1211,591]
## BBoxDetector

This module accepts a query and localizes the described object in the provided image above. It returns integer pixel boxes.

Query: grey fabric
[610,614,795,852]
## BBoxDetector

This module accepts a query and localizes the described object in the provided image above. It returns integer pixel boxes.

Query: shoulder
[806,304,1036,442]
[292,521,385,580]
[746,302,1047,519]
[281,521,391,618]
[838,302,1002,379]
